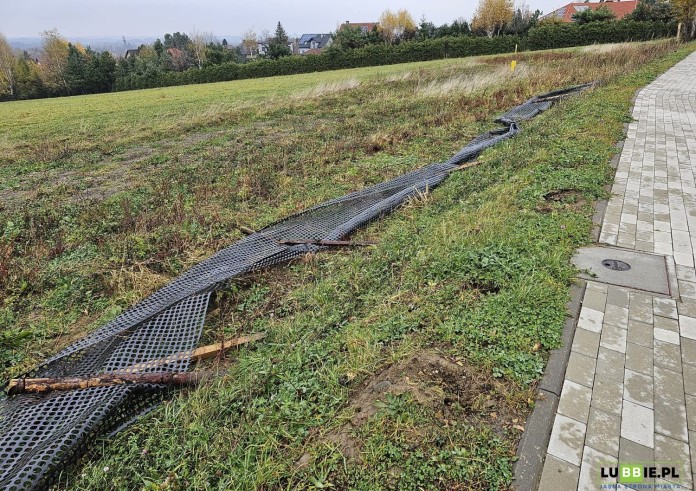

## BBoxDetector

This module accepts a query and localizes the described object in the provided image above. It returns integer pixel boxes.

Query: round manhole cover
[602,259,631,271]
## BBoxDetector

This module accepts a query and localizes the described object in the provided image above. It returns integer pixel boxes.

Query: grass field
[1,40,694,490]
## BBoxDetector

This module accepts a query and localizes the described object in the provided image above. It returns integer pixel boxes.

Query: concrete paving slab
[572,246,672,296]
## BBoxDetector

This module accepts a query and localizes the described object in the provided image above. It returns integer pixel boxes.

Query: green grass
[0,40,693,490]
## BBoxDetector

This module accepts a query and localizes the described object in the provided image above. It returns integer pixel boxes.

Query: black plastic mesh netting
[0,83,594,490]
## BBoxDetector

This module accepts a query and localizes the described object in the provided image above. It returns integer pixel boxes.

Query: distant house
[253,40,296,58]
[124,48,140,59]
[541,0,638,22]
[298,34,333,54]
[166,47,187,70]
[341,21,379,34]
[166,47,184,61]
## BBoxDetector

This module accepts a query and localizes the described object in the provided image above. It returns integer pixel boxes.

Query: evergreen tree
[332,25,368,49]
[268,22,291,59]
[572,5,616,24]
[64,43,87,94]
[153,39,164,57]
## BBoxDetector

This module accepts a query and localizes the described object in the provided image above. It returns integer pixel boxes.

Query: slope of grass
[0,40,693,490]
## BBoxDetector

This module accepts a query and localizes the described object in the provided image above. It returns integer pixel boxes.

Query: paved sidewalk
[538,52,696,490]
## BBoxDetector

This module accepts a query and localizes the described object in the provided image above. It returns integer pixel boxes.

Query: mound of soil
[300,351,525,465]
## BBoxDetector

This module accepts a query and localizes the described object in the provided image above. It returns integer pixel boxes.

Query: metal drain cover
[571,246,672,296]
[602,259,631,271]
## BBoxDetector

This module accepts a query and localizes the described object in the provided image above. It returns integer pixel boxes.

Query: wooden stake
[7,372,212,395]
[125,332,267,371]
[237,225,257,235]
[445,160,481,173]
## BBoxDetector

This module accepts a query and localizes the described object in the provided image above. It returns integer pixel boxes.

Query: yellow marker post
[511,44,518,72]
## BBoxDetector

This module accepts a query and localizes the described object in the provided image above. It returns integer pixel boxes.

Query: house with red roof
[541,0,639,22]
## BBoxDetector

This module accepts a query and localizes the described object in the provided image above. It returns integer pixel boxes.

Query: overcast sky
[0,0,562,39]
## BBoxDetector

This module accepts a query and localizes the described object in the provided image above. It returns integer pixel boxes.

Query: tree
[267,22,291,59]
[416,17,438,40]
[163,32,191,50]
[153,38,164,57]
[188,29,213,69]
[332,25,368,49]
[0,33,17,97]
[241,28,258,58]
[378,9,417,44]
[64,43,87,94]
[505,2,540,35]
[84,50,116,93]
[472,0,514,37]
[571,5,616,23]
[14,57,45,99]
[40,29,70,94]
[625,0,675,23]
[674,0,696,38]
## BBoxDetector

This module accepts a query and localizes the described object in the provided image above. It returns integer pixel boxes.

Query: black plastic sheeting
[0,82,595,490]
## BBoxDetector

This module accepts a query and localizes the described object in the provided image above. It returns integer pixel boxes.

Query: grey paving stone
[655,434,693,488]
[686,394,696,432]
[596,347,626,382]
[621,400,654,448]
[655,327,681,345]
[624,369,654,409]
[654,365,685,405]
[679,297,696,318]
[537,454,580,491]
[625,342,653,376]
[578,446,617,490]
[630,292,655,324]
[593,376,624,415]
[573,328,601,359]
[604,304,629,330]
[654,397,689,443]
[654,297,679,319]
[655,339,683,372]
[656,315,680,332]
[578,306,605,333]
[684,364,696,396]
[619,437,654,463]
[681,314,696,340]
[627,319,654,348]
[682,337,696,366]
[607,286,631,309]
[566,351,596,388]
[558,380,592,424]
[681,280,696,300]
[601,324,628,354]
[547,414,587,466]
[583,288,608,313]
[586,407,621,458]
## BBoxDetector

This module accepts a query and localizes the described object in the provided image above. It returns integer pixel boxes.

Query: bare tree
[242,28,258,58]
[188,29,213,69]
[0,33,16,97]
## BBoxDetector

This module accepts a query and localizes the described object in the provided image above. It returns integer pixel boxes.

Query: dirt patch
[300,351,524,465]
[536,188,587,213]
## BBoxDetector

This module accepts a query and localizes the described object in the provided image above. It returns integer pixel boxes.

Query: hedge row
[115,21,676,91]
